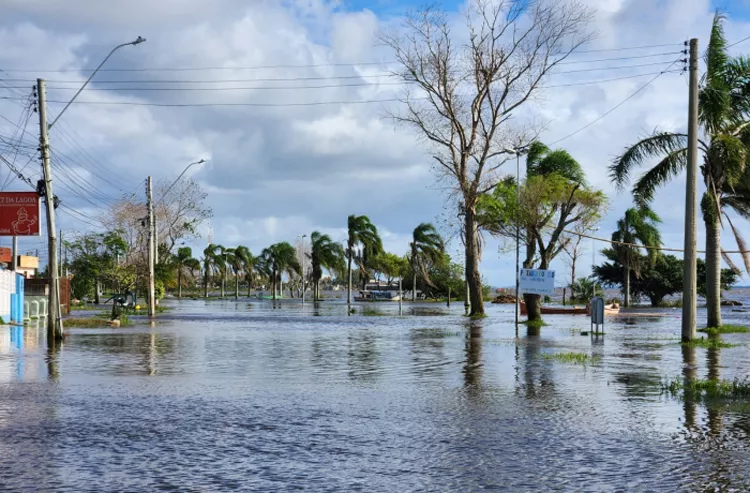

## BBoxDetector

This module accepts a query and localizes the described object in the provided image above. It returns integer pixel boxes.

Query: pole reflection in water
[681,344,697,432]
[46,343,60,381]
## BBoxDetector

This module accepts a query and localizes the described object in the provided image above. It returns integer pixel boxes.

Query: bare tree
[561,219,601,287]
[382,0,593,315]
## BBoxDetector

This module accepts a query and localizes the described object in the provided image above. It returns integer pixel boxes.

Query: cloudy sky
[0,0,749,286]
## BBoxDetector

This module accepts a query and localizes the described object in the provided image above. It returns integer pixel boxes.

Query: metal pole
[11,236,17,271]
[515,152,521,329]
[682,38,699,342]
[147,177,156,317]
[398,277,402,315]
[59,229,63,278]
[37,79,62,342]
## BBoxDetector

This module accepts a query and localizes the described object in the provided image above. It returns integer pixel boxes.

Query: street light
[298,234,307,305]
[40,36,145,341]
[49,36,146,130]
[157,159,207,207]
[504,146,528,331]
[153,158,207,262]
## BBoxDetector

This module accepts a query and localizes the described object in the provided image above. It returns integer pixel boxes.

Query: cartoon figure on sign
[12,208,37,235]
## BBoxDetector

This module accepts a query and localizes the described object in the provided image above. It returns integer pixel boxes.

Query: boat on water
[354,290,402,302]
[519,301,620,316]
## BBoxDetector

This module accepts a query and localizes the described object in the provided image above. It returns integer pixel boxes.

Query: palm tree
[230,246,251,299]
[260,242,302,301]
[346,215,382,305]
[309,231,345,301]
[173,246,199,298]
[214,245,228,298]
[409,223,445,301]
[612,207,662,307]
[243,251,258,298]
[202,243,222,298]
[610,13,750,326]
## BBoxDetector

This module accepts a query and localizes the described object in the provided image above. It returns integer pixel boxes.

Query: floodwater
[1,298,750,492]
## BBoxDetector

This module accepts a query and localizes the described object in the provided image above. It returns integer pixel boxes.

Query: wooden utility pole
[37,79,63,342]
[147,177,156,316]
[682,38,699,342]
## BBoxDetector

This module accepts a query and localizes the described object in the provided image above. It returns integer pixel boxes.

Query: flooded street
[1,300,750,491]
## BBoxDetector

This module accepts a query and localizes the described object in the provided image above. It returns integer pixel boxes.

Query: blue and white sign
[519,269,556,296]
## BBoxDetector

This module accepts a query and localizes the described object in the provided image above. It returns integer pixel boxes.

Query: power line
[549,59,682,145]
[0,42,686,74]
[21,69,683,93]
[18,97,405,108]
[728,34,750,48]
[557,51,683,65]
[1,61,684,85]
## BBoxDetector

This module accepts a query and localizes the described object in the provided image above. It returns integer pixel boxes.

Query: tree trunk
[523,293,542,322]
[347,249,352,305]
[248,278,252,298]
[204,265,209,298]
[705,214,722,328]
[412,271,417,302]
[570,258,576,287]
[464,207,484,316]
[221,271,225,298]
[272,270,277,301]
[235,275,239,299]
[95,279,101,304]
[178,269,182,299]
[624,263,631,307]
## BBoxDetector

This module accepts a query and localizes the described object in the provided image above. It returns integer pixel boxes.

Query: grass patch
[698,324,750,334]
[413,328,462,338]
[522,319,548,329]
[681,337,739,349]
[64,317,108,328]
[360,307,386,316]
[70,303,103,311]
[543,351,597,365]
[662,377,750,400]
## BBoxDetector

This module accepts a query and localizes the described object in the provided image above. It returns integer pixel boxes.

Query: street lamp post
[298,234,307,305]
[149,158,206,309]
[39,36,145,342]
[504,147,528,331]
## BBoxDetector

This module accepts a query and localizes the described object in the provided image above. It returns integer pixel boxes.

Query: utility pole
[11,236,17,271]
[147,177,156,317]
[37,79,63,342]
[682,38,699,342]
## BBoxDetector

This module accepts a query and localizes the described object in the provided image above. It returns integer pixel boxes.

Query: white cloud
[1,0,748,284]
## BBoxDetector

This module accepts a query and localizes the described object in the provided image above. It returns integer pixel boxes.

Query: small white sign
[519,269,556,296]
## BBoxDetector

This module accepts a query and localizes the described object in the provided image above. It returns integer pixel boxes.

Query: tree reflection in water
[463,321,483,392]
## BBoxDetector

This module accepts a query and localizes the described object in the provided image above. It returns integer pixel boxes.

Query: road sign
[0,192,40,236]
[519,268,555,296]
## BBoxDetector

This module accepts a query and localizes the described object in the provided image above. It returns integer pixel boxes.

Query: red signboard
[0,192,41,236]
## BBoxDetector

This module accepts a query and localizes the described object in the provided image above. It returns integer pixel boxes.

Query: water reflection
[463,322,483,391]
[1,301,750,490]
[681,344,698,431]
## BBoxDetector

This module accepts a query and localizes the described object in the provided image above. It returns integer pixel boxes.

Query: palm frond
[721,249,742,275]
[725,213,750,273]
[631,148,688,206]
[610,131,687,190]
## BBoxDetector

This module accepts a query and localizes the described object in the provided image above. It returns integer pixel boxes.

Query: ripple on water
[0,300,749,491]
